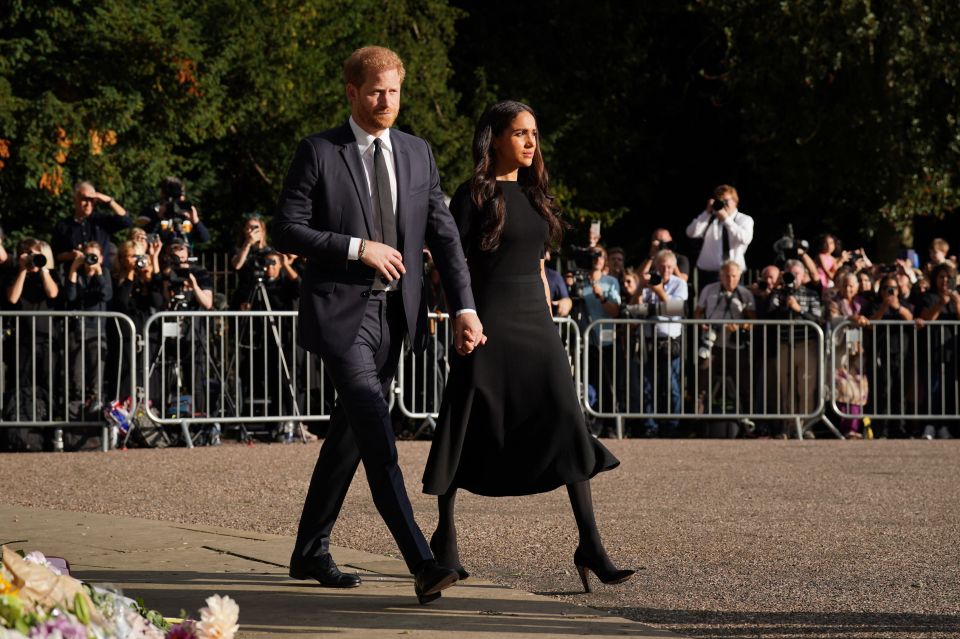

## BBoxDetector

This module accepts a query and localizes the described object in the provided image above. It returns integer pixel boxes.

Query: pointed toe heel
[573,547,636,593]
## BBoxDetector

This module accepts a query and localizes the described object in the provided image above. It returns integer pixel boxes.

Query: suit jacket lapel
[335,123,376,240]
[392,133,409,253]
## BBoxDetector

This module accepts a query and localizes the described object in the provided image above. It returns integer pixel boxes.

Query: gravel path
[2,438,958,638]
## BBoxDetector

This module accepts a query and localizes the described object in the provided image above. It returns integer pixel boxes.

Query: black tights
[433,480,614,571]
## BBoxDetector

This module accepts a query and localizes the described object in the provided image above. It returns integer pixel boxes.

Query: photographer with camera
[575,245,621,434]
[638,228,690,286]
[142,177,210,247]
[62,241,113,424]
[639,250,688,437]
[161,238,214,311]
[916,262,960,439]
[766,259,823,437]
[685,185,753,289]
[52,181,130,269]
[230,214,271,307]
[543,249,572,317]
[106,239,165,406]
[1,239,61,447]
[694,260,755,431]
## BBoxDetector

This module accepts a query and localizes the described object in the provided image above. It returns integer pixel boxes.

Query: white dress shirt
[685,209,754,271]
[347,116,397,259]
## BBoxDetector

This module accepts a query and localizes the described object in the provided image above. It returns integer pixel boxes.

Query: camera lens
[886,287,896,295]
[84,253,99,265]
[30,253,47,268]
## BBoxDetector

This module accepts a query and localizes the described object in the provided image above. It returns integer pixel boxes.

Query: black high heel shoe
[573,546,635,593]
[429,532,470,581]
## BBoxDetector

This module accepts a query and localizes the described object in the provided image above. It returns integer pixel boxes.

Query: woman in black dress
[422,100,633,592]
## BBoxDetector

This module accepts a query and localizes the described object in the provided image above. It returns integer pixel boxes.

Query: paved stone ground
[1,438,958,638]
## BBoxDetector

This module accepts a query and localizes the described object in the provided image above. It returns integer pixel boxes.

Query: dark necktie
[373,138,397,250]
[719,216,730,262]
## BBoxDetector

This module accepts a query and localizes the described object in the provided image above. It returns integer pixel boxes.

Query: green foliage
[0,0,471,248]
[694,0,960,232]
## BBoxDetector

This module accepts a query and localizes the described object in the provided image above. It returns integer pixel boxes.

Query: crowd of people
[0,178,309,449]
[2,180,957,447]
[537,185,960,440]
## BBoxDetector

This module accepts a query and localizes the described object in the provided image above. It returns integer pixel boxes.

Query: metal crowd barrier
[582,318,830,438]
[0,311,138,451]
[142,310,336,447]
[395,314,581,434]
[830,319,960,424]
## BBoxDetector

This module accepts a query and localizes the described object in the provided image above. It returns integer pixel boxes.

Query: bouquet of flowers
[0,547,239,639]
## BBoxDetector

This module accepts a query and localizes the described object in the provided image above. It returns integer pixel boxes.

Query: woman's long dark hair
[470,100,564,251]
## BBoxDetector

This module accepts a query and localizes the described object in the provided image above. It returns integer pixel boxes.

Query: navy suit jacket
[274,123,474,355]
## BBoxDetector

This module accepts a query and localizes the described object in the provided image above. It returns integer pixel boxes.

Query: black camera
[773,224,810,265]
[781,271,798,289]
[885,286,897,296]
[165,255,196,286]
[648,272,663,287]
[756,280,769,292]
[146,233,160,244]
[30,253,47,269]
[249,248,277,279]
[84,253,99,265]
[570,245,601,270]
[164,182,193,217]
[135,255,149,270]
[711,198,726,212]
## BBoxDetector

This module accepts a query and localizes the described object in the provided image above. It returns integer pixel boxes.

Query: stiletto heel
[430,532,470,580]
[576,564,591,593]
[573,546,635,593]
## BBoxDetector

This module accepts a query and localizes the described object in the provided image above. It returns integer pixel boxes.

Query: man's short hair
[931,238,950,254]
[720,259,741,274]
[16,237,42,254]
[783,259,803,272]
[74,181,94,196]
[713,184,739,204]
[608,246,625,258]
[655,249,677,265]
[82,241,102,253]
[343,46,406,87]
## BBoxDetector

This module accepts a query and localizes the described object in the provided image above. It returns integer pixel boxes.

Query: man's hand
[786,295,802,313]
[361,241,405,282]
[454,312,487,356]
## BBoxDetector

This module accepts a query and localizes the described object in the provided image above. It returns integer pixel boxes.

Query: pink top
[817,253,836,288]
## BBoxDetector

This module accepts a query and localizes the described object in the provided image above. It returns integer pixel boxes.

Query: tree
[0,0,470,248]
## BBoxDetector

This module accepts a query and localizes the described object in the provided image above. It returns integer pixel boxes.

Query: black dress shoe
[413,560,458,604]
[573,546,635,593]
[289,553,361,588]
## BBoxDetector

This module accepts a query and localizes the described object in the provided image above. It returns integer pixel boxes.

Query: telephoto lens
[84,253,99,265]
[30,253,47,268]
[135,255,149,269]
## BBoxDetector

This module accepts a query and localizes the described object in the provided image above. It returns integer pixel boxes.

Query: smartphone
[589,221,601,237]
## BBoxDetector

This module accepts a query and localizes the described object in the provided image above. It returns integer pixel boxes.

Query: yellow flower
[0,571,19,596]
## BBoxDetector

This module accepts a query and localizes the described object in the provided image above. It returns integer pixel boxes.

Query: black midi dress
[422,180,619,497]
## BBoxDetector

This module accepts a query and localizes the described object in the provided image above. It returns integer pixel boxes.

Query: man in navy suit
[274,45,485,604]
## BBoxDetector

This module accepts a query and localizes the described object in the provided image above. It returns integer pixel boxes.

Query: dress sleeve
[449,181,475,257]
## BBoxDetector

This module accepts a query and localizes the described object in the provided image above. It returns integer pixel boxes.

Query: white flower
[0,629,30,639]
[196,595,239,639]
[22,551,62,575]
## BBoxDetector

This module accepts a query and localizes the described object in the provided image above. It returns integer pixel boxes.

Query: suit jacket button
[361,291,369,297]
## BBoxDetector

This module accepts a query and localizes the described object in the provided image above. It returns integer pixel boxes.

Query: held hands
[361,240,406,282]
[454,312,487,356]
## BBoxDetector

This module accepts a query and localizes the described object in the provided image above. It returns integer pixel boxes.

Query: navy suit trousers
[292,293,431,572]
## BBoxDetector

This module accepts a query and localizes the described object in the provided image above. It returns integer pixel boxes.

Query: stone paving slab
[0,504,680,638]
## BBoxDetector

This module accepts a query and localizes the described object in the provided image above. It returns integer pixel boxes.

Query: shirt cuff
[456,308,477,317]
[348,237,361,260]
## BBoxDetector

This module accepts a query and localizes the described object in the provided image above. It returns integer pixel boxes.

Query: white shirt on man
[641,275,688,338]
[347,116,398,260]
[685,209,754,271]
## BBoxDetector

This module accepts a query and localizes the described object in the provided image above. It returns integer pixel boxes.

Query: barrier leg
[181,420,194,449]
[53,428,64,452]
[615,415,624,440]
[793,417,803,440]
[101,425,109,452]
